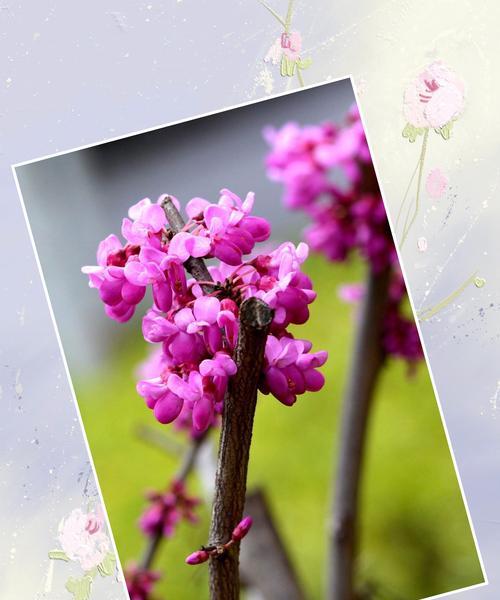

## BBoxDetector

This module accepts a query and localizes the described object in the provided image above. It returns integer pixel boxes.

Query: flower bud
[185,550,209,565]
[220,298,238,316]
[231,516,253,542]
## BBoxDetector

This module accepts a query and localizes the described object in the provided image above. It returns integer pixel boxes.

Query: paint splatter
[426,168,448,199]
[254,68,274,95]
[417,236,428,252]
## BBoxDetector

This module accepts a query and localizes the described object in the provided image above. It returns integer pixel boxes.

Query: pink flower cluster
[185,516,253,566]
[125,564,161,600]
[139,479,200,539]
[83,189,327,434]
[265,108,423,366]
[264,105,396,272]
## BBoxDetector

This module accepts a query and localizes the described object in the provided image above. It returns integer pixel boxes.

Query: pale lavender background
[1,2,498,599]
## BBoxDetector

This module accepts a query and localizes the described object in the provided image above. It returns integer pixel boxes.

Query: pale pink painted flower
[264,37,282,65]
[57,508,110,571]
[264,31,302,64]
[426,168,448,198]
[403,61,465,128]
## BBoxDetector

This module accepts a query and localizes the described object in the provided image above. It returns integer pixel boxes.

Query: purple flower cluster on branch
[125,564,161,600]
[83,189,327,436]
[139,479,200,539]
[264,105,395,272]
[265,106,422,365]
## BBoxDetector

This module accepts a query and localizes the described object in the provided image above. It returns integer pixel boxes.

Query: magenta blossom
[185,189,271,265]
[260,335,327,406]
[82,234,145,322]
[122,197,167,245]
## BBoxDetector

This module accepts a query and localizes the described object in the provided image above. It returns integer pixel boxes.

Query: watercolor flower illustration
[48,507,116,600]
[260,1,311,85]
[397,61,465,247]
[403,61,465,131]
[57,508,110,571]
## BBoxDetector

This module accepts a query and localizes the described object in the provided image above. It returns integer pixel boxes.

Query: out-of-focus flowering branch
[264,106,424,599]
[124,430,207,600]
[264,105,422,365]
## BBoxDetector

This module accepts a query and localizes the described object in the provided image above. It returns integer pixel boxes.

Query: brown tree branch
[328,265,391,600]
[151,197,273,599]
[208,297,273,600]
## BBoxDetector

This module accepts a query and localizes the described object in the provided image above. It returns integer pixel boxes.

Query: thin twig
[140,432,208,570]
[208,298,273,600]
[328,265,391,600]
[160,195,214,291]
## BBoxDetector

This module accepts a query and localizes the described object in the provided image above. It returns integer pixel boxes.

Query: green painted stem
[401,129,429,248]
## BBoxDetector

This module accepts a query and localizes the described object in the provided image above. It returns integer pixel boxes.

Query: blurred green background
[75,252,483,600]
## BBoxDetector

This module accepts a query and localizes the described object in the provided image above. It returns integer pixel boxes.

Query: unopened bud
[185,550,209,565]
[221,298,238,316]
[231,516,253,542]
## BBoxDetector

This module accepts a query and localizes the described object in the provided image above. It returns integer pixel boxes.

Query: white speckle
[254,68,274,95]
[490,381,500,412]
[17,306,25,326]
[14,369,23,399]
[5,77,12,87]
[417,236,428,252]
[108,11,132,32]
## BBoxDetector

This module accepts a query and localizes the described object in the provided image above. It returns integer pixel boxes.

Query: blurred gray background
[16,79,354,375]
